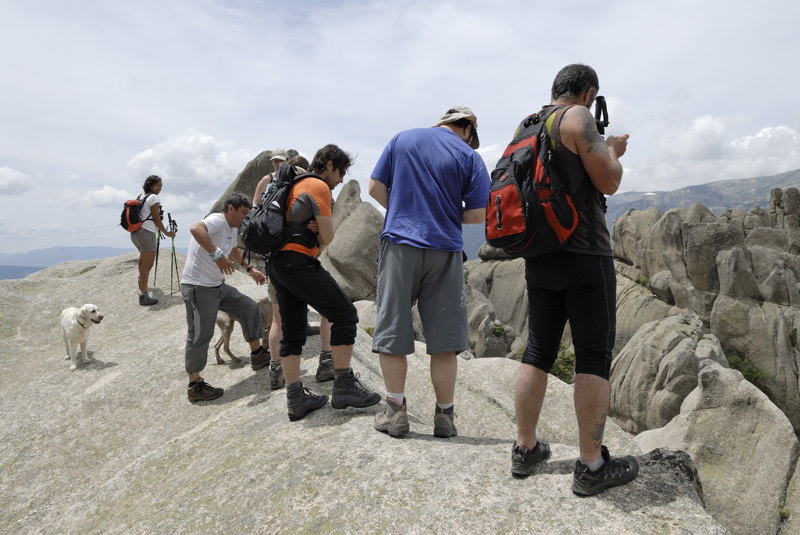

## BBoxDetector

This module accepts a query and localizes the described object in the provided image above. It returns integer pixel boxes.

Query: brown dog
[213,297,273,364]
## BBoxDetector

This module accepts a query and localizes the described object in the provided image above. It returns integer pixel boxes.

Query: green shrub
[493,325,506,336]
[469,340,476,351]
[363,326,374,336]
[636,276,649,287]
[727,353,768,385]
[550,345,576,384]
[780,508,790,521]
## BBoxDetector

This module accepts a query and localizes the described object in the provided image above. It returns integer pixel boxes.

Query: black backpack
[485,105,579,257]
[120,193,153,232]
[239,165,320,258]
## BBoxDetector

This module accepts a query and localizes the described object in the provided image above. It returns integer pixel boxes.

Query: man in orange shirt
[267,144,380,421]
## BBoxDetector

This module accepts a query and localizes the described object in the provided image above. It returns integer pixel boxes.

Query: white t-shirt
[180,213,238,287]
[140,193,160,234]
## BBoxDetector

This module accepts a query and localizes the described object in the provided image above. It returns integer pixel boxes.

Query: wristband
[209,248,225,262]
[246,265,254,272]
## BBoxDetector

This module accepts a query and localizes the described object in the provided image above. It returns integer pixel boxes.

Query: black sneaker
[139,294,158,306]
[572,445,639,496]
[287,383,328,421]
[511,439,551,479]
[315,351,335,382]
[250,346,270,370]
[187,379,223,402]
[331,371,381,409]
[269,360,285,390]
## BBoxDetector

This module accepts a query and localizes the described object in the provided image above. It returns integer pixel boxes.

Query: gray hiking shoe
[250,346,270,370]
[315,351,335,382]
[269,360,285,390]
[572,445,639,496]
[331,371,381,409]
[511,439,551,479]
[187,379,223,402]
[374,398,409,437]
[286,383,328,422]
[433,405,458,438]
[139,293,158,306]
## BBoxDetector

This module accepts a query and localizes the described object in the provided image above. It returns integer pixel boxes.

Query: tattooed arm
[559,105,628,195]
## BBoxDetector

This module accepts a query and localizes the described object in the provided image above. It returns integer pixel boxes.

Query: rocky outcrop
[610,314,728,434]
[613,188,800,431]
[636,362,799,535]
[0,255,728,534]
[208,148,299,213]
[319,180,383,301]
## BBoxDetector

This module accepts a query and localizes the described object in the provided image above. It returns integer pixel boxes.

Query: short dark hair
[288,155,310,170]
[309,144,353,175]
[222,191,252,212]
[551,64,599,100]
[142,175,162,193]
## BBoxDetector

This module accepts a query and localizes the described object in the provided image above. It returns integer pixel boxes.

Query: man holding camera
[510,64,638,496]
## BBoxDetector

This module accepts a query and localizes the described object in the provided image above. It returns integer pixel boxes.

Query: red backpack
[485,105,579,257]
[120,193,153,232]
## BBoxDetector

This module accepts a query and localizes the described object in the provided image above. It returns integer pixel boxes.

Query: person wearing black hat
[369,105,490,438]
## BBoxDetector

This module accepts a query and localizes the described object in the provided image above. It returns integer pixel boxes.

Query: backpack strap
[544,104,599,246]
[140,193,154,222]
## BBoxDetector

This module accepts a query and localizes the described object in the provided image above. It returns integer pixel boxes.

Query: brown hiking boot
[433,405,458,438]
[374,398,409,437]
[250,346,270,370]
[187,379,223,402]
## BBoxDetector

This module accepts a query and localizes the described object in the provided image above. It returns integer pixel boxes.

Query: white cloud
[0,167,33,195]
[126,130,253,210]
[623,117,800,192]
[87,185,132,207]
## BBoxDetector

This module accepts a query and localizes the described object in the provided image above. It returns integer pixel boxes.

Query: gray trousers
[181,283,263,374]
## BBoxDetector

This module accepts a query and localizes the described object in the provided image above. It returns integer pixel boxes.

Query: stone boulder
[319,181,383,301]
[610,315,727,434]
[636,362,799,535]
[612,206,663,265]
[208,148,299,213]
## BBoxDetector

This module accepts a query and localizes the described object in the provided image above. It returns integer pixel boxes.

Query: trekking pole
[168,214,179,296]
[153,231,161,287]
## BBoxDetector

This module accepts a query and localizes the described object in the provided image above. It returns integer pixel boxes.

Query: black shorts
[521,252,616,379]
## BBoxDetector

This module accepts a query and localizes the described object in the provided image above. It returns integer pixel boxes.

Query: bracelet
[246,265,254,272]
[209,248,225,262]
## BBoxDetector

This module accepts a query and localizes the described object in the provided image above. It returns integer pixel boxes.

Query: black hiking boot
[511,439,551,479]
[571,445,639,496]
[331,370,381,409]
[286,382,328,421]
[139,293,158,306]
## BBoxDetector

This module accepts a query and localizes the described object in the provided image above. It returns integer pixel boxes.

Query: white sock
[386,393,404,405]
[436,402,454,410]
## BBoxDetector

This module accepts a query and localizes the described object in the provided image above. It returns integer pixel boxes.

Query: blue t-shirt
[371,127,490,251]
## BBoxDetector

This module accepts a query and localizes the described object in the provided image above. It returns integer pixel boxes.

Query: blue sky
[2,0,799,253]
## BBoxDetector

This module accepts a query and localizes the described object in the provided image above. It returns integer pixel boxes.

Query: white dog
[61,304,104,370]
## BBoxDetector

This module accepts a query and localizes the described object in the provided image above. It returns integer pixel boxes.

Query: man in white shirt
[180,191,268,402]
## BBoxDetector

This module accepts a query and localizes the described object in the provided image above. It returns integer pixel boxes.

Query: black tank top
[546,105,612,256]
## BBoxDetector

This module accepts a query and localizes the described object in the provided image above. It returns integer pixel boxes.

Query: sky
[2,0,800,254]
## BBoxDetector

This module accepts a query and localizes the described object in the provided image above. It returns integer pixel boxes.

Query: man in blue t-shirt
[369,106,490,439]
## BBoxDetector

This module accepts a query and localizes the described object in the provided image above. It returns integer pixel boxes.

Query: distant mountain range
[0,246,187,280]
[465,168,800,260]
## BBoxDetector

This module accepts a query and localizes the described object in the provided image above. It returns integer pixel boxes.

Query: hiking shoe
[511,439,551,479]
[315,351,335,382]
[572,445,639,496]
[374,398,409,437]
[286,383,328,422]
[269,360,285,390]
[187,379,223,402]
[250,346,270,370]
[306,322,320,336]
[433,405,458,438]
[139,294,158,306]
[331,371,381,409]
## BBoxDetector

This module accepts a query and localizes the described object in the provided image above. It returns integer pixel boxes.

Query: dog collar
[77,318,89,329]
